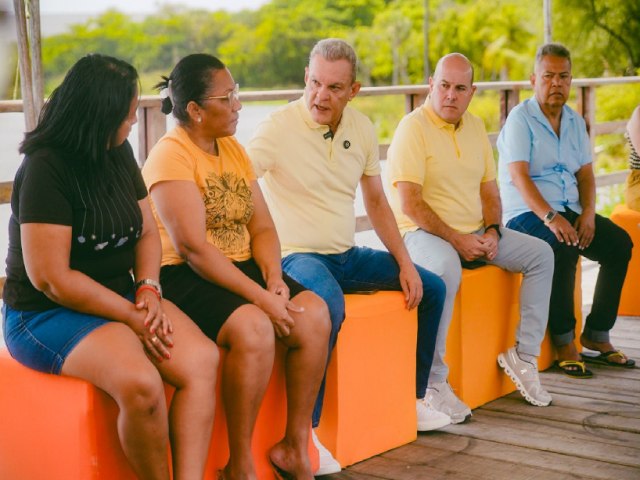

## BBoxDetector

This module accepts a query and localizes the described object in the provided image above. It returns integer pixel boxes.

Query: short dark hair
[535,43,572,68]
[156,53,226,124]
[20,54,139,174]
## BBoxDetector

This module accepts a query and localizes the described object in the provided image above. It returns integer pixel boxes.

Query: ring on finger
[151,336,159,344]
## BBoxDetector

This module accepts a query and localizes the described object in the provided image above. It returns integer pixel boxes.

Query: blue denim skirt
[2,303,111,374]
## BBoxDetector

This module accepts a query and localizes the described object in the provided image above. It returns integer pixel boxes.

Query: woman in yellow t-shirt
[143,54,330,480]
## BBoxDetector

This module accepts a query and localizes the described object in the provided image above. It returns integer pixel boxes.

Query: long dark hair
[20,54,139,176]
[156,53,225,124]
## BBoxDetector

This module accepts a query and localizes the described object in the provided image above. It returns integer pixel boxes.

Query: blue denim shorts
[2,303,111,375]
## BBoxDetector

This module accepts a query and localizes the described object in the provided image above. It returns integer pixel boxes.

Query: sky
[39,0,270,14]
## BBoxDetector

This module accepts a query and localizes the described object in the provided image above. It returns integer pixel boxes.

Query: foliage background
[6,0,640,210]
[24,0,639,91]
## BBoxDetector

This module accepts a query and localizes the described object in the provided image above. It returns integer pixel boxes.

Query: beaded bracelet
[136,284,162,301]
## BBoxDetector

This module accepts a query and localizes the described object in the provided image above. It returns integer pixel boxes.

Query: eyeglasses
[202,84,240,103]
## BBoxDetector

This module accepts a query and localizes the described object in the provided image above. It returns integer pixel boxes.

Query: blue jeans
[282,246,445,428]
[3,303,112,374]
[507,209,633,346]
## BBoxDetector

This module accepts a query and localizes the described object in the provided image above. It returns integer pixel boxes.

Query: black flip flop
[581,350,636,368]
[555,360,593,378]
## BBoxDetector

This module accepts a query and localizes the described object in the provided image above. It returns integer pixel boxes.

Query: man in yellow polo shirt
[248,38,450,475]
[387,53,555,420]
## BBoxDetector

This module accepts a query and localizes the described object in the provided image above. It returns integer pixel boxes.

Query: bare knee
[289,291,331,344]
[173,340,220,389]
[219,304,275,354]
[113,367,166,417]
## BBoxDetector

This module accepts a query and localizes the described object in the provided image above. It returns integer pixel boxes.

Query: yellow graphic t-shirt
[142,126,255,263]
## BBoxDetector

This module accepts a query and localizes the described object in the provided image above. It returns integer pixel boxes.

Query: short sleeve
[480,126,497,183]
[576,117,592,167]
[17,152,73,226]
[142,137,197,189]
[497,108,532,165]
[362,118,381,177]
[247,117,280,177]
[387,115,427,188]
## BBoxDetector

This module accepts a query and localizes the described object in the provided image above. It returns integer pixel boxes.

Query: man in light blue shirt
[498,43,635,378]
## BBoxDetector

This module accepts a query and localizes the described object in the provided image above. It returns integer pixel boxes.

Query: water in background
[0,104,382,277]
[0,103,384,348]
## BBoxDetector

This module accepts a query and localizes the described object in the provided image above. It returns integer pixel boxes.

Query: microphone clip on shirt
[323,129,334,140]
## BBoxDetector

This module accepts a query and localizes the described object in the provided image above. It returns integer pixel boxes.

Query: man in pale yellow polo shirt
[387,53,555,420]
[248,38,450,475]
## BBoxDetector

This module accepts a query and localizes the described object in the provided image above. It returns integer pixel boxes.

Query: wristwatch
[485,224,502,238]
[135,278,163,298]
[543,210,557,225]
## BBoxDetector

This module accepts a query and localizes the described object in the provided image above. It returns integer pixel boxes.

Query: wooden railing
[0,76,638,240]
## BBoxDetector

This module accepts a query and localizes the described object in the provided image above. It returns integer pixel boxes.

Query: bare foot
[269,439,314,480]
[580,334,627,364]
[219,462,257,480]
[555,341,580,362]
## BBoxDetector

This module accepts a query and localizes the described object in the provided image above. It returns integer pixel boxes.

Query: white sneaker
[425,381,472,424]
[416,397,451,431]
[311,429,341,475]
[498,347,552,407]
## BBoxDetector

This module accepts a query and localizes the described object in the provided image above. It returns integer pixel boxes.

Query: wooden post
[13,0,36,131]
[405,91,428,114]
[423,0,430,82]
[499,87,520,128]
[28,0,43,115]
[12,0,43,131]
[136,103,167,166]
[543,0,552,43]
[576,84,596,158]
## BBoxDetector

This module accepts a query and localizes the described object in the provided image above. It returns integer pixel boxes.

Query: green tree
[555,0,640,76]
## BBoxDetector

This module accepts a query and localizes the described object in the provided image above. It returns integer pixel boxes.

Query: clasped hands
[453,231,499,262]
[263,277,303,338]
[134,289,174,362]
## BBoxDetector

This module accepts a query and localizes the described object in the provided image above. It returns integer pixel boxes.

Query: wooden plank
[0,181,12,204]
[412,434,640,480]
[540,374,640,404]
[592,119,627,136]
[349,439,587,480]
[435,410,640,467]
[482,395,640,432]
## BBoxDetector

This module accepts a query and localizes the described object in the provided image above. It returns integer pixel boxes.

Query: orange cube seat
[316,291,417,468]
[446,265,582,409]
[0,346,317,480]
[610,204,640,316]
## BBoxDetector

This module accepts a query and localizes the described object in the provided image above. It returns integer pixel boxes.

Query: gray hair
[535,43,572,68]
[309,38,357,82]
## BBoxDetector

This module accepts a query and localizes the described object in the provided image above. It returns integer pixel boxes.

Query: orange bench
[610,204,640,316]
[446,265,583,409]
[315,291,417,468]
[0,346,317,480]
[316,266,584,471]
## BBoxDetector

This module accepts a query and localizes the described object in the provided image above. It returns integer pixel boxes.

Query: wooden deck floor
[321,313,640,480]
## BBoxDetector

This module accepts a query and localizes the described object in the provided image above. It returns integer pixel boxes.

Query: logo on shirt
[203,172,254,255]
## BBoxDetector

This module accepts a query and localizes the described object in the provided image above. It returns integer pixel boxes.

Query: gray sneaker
[425,381,472,424]
[498,347,552,407]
